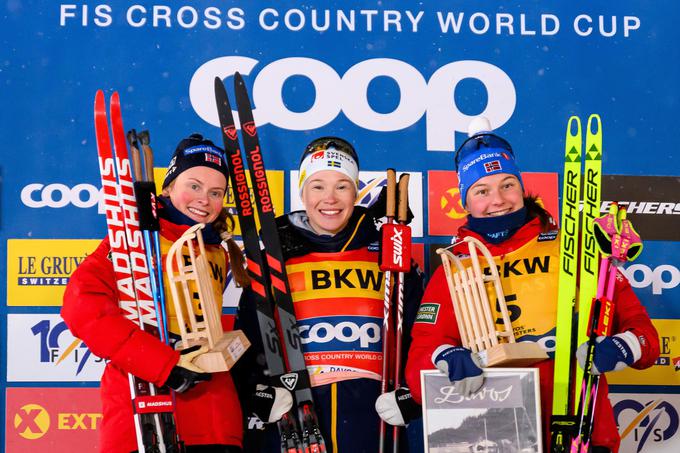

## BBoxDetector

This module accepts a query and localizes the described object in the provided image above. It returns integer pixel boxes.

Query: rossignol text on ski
[214,74,325,453]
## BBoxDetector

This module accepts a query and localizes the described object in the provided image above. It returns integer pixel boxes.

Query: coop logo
[21,183,103,211]
[190,56,516,151]
[614,399,679,452]
[621,264,680,295]
[31,319,102,376]
[298,317,381,351]
[13,404,50,440]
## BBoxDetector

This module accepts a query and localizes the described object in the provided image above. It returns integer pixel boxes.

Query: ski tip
[234,71,244,86]
[566,116,582,139]
[587,114,602,136]
[110,91,120,107]
[95,90,105,108]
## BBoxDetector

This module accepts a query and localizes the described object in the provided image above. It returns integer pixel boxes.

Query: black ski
[214,75,325,453]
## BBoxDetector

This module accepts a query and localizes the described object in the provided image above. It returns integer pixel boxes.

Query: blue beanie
[455,130,524,208]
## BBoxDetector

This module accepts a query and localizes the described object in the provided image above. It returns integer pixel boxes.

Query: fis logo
[31,319,102,376]
[614,399,679,452]
[298,317,381,352]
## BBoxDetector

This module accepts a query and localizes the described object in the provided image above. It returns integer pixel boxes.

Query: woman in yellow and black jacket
[234,137,424,452]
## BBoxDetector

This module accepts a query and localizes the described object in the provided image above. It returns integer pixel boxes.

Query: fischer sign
[190,56,516,151]
[621,264,680,295]
[21,183,102,211]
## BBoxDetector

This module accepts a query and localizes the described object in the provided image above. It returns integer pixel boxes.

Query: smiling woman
[235,136,425,452]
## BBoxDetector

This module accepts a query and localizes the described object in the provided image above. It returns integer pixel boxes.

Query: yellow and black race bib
[286,248,385,386]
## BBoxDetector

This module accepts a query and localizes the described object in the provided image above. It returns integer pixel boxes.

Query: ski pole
[579,205,642,452]
[392,173,411,453]
[127,129,169,344]
[378,168,397,453]
[138,130,170,343]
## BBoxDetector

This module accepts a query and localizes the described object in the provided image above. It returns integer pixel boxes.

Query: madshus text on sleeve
[59,5,641,37]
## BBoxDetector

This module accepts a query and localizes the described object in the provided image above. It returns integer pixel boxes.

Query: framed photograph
[421,368,542,453]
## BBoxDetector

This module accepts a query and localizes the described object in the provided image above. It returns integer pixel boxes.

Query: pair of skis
[551,114,602,451]
[94,92,182,452]
[378,170,412,453]
[213,74,325,453]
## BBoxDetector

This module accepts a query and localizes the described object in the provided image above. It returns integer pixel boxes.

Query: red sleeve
[612,269,660,369]
[61,237,179,387]
[405,266,462,404]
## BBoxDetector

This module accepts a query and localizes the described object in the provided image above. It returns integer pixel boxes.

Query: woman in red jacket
[62,134,290,453]
[391,118,658,452]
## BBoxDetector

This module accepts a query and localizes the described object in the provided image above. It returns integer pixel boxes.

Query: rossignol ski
[214,74,325,453]
[94,91,183,453]
[551,114,603,452]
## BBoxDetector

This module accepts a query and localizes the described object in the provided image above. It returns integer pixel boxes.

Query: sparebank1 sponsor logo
[21,182,104,211]
[31,318,103,376]
[12,403,102,441]
[614,398,679,452]
[621,263,680,295]
[190,56,516,151]
[298,316,381,352]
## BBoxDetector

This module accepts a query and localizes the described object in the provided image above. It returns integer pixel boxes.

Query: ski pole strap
[127,129,160,232]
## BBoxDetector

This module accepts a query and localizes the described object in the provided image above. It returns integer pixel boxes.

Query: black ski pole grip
[134,181,160,231]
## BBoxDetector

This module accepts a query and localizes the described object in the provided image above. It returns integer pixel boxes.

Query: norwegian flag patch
[484,160,502,173]
[205,154,222,165]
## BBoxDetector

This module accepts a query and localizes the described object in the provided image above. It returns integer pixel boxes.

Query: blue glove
[432,345,484,396]
[577,331,641,375]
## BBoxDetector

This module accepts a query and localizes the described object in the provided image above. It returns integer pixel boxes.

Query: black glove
[250,384,294,423]
[164,345,212,393]
[375,387,421,426]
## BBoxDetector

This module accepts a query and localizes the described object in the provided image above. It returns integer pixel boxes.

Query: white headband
[298,147,359,195]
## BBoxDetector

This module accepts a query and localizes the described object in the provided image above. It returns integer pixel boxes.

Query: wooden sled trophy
[166,223,250,372]
[437,238,548,367]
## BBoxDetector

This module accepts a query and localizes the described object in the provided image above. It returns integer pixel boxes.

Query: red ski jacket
[405,217,659,452]
[62,219,243,453]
